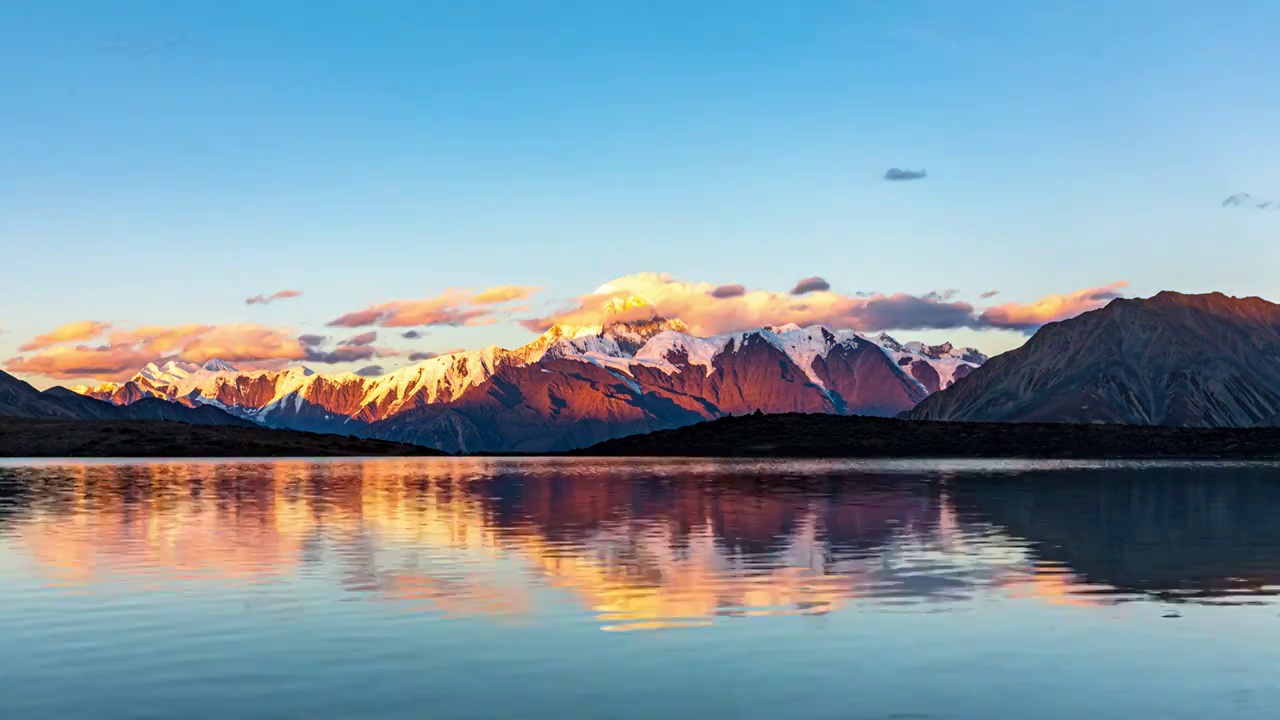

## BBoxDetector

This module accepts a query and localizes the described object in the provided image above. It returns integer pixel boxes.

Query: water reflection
[1,459,1279,630]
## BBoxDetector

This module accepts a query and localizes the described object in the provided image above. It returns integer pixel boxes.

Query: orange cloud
[6,323,311,380]
[978,282,1128,332]
[470,285,540,305]
[178,325,309,364]
[520,274,1130,337]
[19,320,112,351]
[106,324,214,354]
[5,344,155,380]
[328,285,531,328]
[520,273,979,335]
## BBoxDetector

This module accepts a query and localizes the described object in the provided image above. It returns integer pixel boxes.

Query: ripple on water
[2,458,1280,719]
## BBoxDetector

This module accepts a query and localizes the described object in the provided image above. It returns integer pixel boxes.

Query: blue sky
[2,1,1278,386]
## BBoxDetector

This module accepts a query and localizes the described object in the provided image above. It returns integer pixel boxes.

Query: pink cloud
[328,286,530,328]
[245,289,303,305]
[339,331,378,346]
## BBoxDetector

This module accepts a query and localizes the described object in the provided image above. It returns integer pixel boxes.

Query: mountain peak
[909,290,1280,427]
[201,358,238,373]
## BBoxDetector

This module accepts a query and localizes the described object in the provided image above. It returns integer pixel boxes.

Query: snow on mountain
[868,335,987,394]
[200,359,239,373]
[138,360,202,385]
[510,323,602,364]
[358,346,511,416]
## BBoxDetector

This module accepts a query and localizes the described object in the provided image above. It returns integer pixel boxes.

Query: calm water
[2,459,1279,719]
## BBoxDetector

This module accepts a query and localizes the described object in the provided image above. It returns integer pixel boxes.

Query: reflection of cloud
[8,461,1045,632]
[14,461,1274,632]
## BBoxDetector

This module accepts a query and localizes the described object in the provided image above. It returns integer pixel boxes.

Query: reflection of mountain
[950,467,1280,601]
[4,461,1280,630]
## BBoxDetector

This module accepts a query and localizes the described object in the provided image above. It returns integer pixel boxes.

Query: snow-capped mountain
[871,334,988,393]
[71,319,986,452]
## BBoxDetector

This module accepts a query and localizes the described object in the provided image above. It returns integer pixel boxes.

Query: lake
[1,458,1279,719]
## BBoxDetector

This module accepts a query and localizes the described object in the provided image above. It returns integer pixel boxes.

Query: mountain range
[10,290,1274,455]
[67,316,986,453]
[1,367,253,427]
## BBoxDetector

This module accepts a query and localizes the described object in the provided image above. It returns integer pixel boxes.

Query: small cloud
[98,33,186,59]
[338,331,377,347]
[884,168,927,182]
[790,277,831,296]
[354,365,384,377]
[304,345,375,364]
[297,334,326,347]
[401,330,425,339]
[1221,192,1279,210]
[328,292,492,328]
[470,285,540,305]
[979,290,1000,299]
[407,351,438,362]
[924,289,960,303]
[709,284,746,299]
[246,289,302,305]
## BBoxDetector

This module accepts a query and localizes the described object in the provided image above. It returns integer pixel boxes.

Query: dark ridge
[569,413,1280,459]
[0,417,446,458]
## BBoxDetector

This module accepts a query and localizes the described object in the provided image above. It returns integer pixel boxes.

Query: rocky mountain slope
[907,292,1280,427]
[68,319,985,453]
[1,370,253,427]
